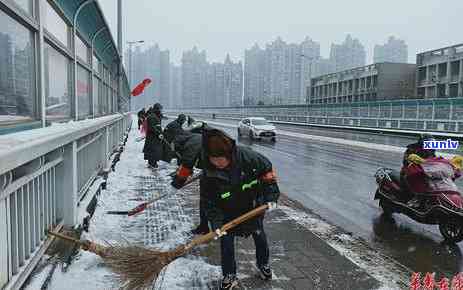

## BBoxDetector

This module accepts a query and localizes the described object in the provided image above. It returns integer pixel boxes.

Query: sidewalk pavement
[182,185,381,290]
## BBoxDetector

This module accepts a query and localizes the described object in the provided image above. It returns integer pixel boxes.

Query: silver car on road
[237,117,276,142]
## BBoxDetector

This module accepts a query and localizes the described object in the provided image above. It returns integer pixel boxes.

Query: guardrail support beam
[56,142,78,226]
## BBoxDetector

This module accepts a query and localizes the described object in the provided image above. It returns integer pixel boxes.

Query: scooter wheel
[439,221,463,243]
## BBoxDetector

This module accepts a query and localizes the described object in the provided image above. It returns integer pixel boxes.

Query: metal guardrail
[0,113,131,289]
[169,98,463,133]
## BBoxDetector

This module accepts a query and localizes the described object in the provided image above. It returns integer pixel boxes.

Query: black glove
[210,220,223,233]
[171,175,187,189]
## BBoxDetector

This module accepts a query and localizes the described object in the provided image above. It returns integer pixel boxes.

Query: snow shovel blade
[106,210,130,215]
[127,193,170,216]
[127,202,150,216]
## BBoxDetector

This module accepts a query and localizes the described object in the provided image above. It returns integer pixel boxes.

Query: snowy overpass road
[203,119,463,281]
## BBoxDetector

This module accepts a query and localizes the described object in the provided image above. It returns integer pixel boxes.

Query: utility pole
[117,0,123,111]
[300,54,315,105]
[127,40,144,109]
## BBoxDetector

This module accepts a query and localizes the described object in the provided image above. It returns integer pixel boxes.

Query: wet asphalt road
[199,117,463,280]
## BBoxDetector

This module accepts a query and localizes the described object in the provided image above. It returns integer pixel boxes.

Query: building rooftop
[417,43,463,56]
[311,62,414,82]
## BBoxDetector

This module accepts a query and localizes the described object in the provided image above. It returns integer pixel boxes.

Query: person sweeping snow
[171,127,280,289]
[143,103,164,168]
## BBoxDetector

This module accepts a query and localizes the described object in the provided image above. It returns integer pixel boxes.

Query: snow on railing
[0,113,131,290]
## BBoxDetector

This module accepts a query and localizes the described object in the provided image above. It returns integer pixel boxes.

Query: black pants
[199,178,209,229]
[220,219,269,276]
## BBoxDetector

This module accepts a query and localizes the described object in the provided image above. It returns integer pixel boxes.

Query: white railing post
[0,197,9,288]
[103,127,110,171]
[56,142,78,226]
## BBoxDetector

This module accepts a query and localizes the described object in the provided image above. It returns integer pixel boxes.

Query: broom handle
[47,231,107,257]
[184,204,269,250]
[184,173,201,187]
[47,231,88,247]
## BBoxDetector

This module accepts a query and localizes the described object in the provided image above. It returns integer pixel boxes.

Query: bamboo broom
[48,204,269,290]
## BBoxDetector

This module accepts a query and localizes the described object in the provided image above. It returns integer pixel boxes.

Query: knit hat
[153,103,162,112]
[207,135,233,158]
[177,114,186,124]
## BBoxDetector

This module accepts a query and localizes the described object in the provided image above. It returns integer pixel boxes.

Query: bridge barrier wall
[0,113,131,289]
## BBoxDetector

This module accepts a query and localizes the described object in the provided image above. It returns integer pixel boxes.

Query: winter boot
[220,274,238,289]
[257,264,272,280]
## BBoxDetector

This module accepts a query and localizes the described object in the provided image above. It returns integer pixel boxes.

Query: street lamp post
[300,54,316,105]
[127,40,144,108]
[117,0,123,112]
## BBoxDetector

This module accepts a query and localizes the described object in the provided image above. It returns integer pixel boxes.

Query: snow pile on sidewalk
[24,123,220,290]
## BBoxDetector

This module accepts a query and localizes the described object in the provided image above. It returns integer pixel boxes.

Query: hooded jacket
[164,118,186,144]
[200,128,280,235]
[172,131,202,169]
[143,108,164,161]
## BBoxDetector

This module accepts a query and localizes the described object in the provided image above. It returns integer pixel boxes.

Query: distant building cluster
[128,46,243,109]
[244,35,367,106]
[182,48,243,108]
[127,36,463,108]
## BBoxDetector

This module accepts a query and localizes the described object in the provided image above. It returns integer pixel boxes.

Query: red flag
[131,78,152,96]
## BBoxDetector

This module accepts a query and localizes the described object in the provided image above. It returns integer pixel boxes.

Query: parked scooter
[374,167,463,243]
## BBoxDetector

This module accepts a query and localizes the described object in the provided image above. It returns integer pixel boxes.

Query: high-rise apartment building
[330,35,366,72]
[130,44,170,110]
[244,44,266,105]
[244,37,322,105]
[224,54,243,107]
[181,47,208,108]
[206,63,223,107]
[374,36,408,63]
[373,36,408,63]
[169,64,182,108]
[160,50,170,107]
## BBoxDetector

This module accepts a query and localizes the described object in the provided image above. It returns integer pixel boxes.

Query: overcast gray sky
[99,0,462,65]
